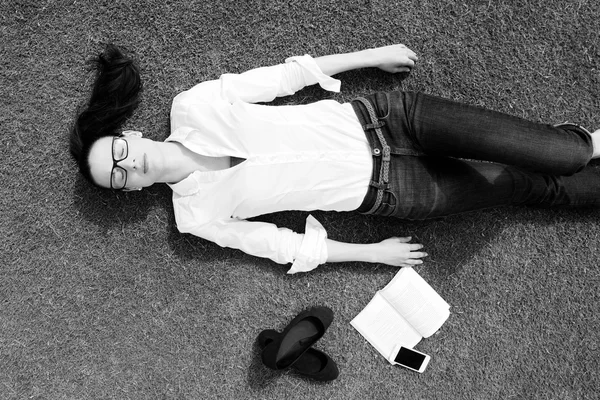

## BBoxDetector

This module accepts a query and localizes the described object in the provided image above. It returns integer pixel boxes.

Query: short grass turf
[2,0,600,399]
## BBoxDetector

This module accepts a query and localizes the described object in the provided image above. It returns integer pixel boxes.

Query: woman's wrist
[314,48,378,76]
[360,48,379,69]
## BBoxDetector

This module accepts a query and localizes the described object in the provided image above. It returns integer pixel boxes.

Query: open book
[350,268,450,363]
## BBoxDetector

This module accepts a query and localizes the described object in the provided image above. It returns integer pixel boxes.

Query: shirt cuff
[287,215,328,274]
[285,55,341,93]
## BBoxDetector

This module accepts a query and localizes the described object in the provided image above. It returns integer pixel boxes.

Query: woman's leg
[401,92,594,176]
[385,155,600,220]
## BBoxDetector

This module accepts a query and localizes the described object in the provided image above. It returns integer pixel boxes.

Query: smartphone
[388,345,430,373]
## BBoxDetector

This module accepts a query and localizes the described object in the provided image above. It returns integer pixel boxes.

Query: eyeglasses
[110,136,129,190]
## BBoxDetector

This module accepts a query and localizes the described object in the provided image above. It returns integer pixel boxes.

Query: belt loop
[363,120,385,131]
[382,146,391,162]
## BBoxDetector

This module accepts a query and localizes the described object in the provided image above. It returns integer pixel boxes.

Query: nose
[117,157,139,171]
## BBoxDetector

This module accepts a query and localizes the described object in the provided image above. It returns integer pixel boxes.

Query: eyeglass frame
[110,135,129,190]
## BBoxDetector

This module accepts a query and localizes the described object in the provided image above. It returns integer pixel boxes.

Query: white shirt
[167,55,372,273]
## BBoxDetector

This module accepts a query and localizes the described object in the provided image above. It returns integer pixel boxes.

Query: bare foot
[593,129,600,158]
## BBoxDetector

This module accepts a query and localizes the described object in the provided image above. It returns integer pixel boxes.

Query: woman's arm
[314,44,418,76]
[175,44,417,105]
[326,236,427,267]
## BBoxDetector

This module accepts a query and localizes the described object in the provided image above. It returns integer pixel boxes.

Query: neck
[156,141,223,184]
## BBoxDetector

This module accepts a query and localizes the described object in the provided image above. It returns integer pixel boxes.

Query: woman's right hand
[369,44,418,73]
[369,236,427,267]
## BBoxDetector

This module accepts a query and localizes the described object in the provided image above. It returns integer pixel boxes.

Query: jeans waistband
[351,97,391,214]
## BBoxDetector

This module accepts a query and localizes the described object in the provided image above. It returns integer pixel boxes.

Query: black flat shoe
[257,329,279,348]
[260,306,334,371]
[258,328,339,381]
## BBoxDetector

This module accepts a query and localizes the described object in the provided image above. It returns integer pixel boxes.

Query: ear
[122,130,143,138]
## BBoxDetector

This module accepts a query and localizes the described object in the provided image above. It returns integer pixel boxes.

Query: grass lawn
[2,0,599,398]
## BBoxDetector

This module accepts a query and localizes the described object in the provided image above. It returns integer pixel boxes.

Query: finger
[393,60,415,72]
[401,259,423,267]
[404,58,416,68]
[408,251,428,259]
[396,236,412,243]
[408,243,424,251]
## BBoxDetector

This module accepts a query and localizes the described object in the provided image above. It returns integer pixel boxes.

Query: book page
[380,268,450,338]
[350,292,423,361]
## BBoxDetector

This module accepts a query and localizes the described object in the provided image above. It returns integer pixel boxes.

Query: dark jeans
[352,91,599,219]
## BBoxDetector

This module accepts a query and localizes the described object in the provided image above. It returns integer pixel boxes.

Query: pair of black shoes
[257,306,339,381]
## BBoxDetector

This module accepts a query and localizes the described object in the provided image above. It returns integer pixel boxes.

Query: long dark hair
[70,44,143,185]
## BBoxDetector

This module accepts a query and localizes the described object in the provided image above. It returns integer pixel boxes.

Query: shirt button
[373,148,381,155]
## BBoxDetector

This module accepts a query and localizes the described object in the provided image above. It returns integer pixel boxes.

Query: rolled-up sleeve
[287,215,328,274]
[284,55,341,93]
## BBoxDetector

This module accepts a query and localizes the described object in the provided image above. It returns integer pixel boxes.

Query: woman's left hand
[325,236,427,267]
[370,236,427,267]
[370,44,418,73]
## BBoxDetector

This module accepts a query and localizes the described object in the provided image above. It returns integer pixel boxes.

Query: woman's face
[87,132,164,190]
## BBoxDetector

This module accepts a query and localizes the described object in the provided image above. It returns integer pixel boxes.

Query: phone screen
[394,347,427,370]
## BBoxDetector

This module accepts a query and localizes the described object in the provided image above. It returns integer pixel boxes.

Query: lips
[143,153,148,174]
